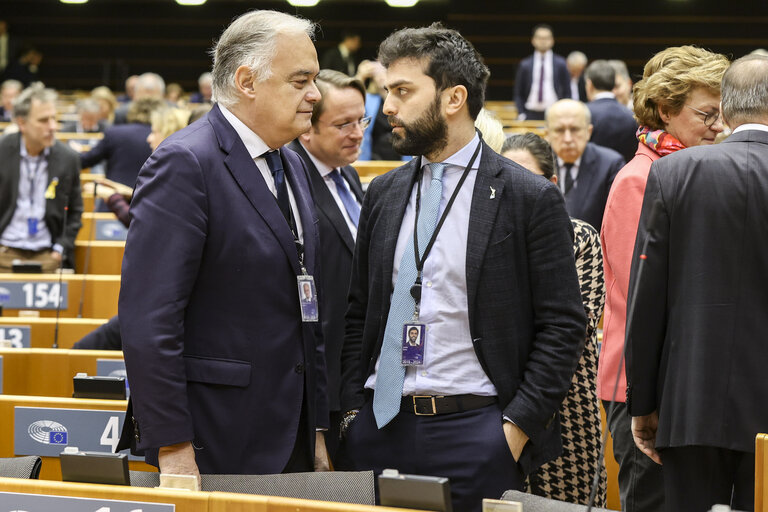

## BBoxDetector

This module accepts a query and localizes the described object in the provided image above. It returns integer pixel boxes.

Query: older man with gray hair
[189,71,213,104]
[627,54,768,512]
[114,72,165,124]
[118,10,328,482]
[566,51,588,101]
[0,83,82,271]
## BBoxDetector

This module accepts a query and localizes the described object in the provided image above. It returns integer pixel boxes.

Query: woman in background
[502,132,606,506]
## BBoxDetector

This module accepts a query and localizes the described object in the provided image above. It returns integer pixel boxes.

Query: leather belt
[401,394,497,416]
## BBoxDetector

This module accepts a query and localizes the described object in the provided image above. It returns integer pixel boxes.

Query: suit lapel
[380,159,419,304]
[283,148,318,275]
[572,143,597,203]
[210,106,302,273]
[466,144,505,311]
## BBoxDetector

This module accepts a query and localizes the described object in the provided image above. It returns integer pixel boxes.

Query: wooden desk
[0,348,122,397]
[0,317,107,349]
[74,241,124,275]
[757,433,768,511]
[56,132,103,143]
[0,274,120,319]
[0,395,153,479]
[352,160,403,183]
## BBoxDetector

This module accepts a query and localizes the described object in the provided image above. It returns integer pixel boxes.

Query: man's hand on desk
[158,441,201,490]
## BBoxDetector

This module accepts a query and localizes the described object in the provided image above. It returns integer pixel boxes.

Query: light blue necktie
[329,169,361,227]
[373,162,446,428]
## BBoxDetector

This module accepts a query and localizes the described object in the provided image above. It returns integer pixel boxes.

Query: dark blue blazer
[588,97,638,164]
[341,143,586,474]
[513,53,571,118]
[119,104,328,474]
[79,122,152,187]
[564,142,624,230]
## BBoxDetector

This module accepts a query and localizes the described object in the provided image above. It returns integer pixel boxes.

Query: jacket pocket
[183,355,251,387]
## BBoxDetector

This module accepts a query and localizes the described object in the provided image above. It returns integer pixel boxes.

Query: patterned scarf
[636,126,686,156]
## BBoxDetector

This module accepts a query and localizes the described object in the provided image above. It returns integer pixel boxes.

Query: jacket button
[295,363,305,374]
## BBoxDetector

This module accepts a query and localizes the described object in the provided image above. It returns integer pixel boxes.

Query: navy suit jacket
[119,104,328,474]
[514,53,571,117]
[287,139,364,413]
[588,97,638,164]
[79,123,152,187]
[341,142,586,474]
[626,129,768,453]
[564,142,624,230]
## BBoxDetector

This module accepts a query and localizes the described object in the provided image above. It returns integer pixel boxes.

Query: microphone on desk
[586,199,663,511]
[53,197,70,350]
[77,182,98,318]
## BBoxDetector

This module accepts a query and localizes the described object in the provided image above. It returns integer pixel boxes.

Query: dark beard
[388,95,448,157]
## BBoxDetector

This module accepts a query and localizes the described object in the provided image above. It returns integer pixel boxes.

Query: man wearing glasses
[288,68,367,461]
[546,98,625,230]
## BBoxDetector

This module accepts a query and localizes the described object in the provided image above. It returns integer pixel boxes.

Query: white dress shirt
[570,77,580,101]
[733,123,768,134]
[525,50,559,113]
[219,105,303,242]
[365,133,498,397]
[300,141,360,238]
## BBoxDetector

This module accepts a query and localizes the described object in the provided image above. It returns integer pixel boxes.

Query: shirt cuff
[52,244,64,254]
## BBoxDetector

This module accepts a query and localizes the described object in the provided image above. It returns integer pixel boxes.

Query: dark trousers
[283,395,312,473]
[603,400,664,512]
[661,445,754,512]
[338,401,523,512]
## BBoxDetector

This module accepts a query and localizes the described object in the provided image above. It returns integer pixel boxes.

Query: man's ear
[234,65,257,99]
[443,85,468,117]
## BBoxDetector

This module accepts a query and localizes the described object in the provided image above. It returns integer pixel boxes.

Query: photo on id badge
[401,323,426,366]
[297,276,319,322]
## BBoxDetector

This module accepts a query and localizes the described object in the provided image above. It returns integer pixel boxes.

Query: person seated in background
[165,82,184,106]
[78,97,164,187]
[545,98,624,230]
[75,106,190,350]
[3,46,42,86]
[188,72,212,104]
[0,79,22,121]
[610,60,633,109]
[0,83,82,272]
[113,72,164,124]
[566,51,588,101]
[501,132,606,506]
[90,86,118,126]
[586,59,638,163]
[60,98,107,134]
[355,59,401,160]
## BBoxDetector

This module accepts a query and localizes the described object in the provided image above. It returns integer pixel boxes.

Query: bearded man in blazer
[627,54,768,512]
[338,24,585,512]
[287,69,365,459]
[118,10,330,483]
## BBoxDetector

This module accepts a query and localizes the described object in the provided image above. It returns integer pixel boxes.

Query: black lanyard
[409,139,482,307]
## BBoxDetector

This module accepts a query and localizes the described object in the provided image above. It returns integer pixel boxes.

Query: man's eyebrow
[385,79,413,91]
[288,70,316,79]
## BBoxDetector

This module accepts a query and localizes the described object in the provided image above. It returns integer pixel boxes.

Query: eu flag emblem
[49,431,68,444]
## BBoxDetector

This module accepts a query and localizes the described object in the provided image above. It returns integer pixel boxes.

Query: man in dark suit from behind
[60,98,108,134]
[118,9,330,486]
[339,24,585,512]
[586,60,638,163]
[546,99,624,229]
[0,83,82,271]
[514,24,571,121]
[287,69,366,460]
[627,54,768,512]
[320,31,361,77]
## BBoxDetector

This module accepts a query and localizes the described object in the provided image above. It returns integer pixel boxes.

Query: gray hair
[1,79,22,93]
[210,10,316,108]
[609,59,630,79]
[76,98,101,114]
[198,72,213,85]
[567,51,587,67]
[721,55,768,126]
[13,82,57,119]
[585,60,616,92]
[135,72,165,98]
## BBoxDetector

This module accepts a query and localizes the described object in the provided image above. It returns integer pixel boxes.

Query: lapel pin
[489,186,496,199]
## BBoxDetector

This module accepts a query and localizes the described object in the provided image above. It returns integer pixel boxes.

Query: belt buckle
[412,395,437,415]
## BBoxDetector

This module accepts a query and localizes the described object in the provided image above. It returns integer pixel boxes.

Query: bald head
[721,55,768,128]
[545,99,593,163]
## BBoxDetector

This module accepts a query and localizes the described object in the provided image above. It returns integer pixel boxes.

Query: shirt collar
[338,44,350,59]
[219,104,271,159]
[423,132,481,171]
[299,140,335,177]
[732,123,768,134]
[19,137,51,159]
[534,50,553,62]
[557,155,582,169]
[593,91,616,101]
